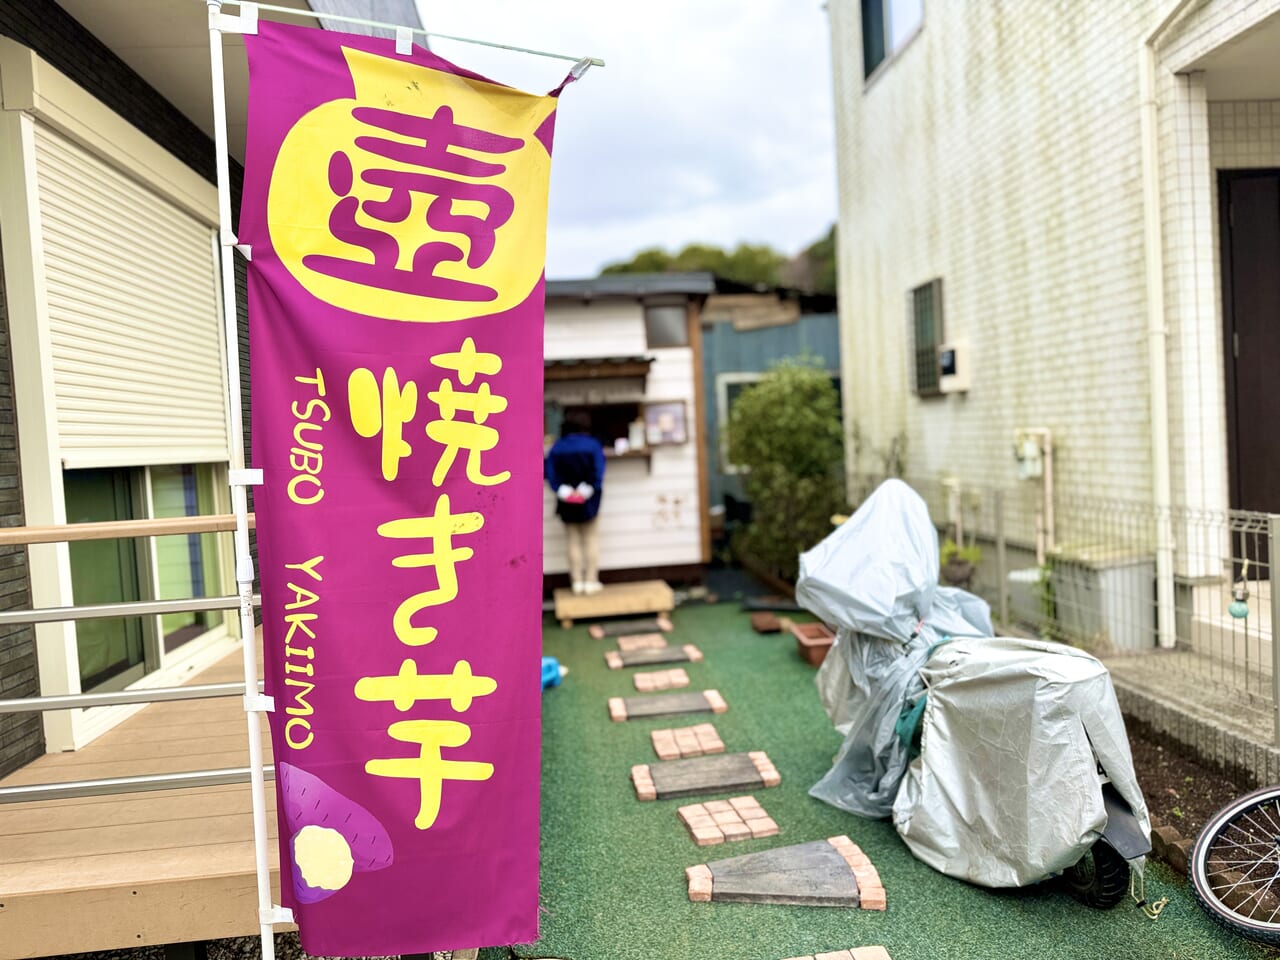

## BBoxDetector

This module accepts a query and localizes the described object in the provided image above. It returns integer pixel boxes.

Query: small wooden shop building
[543,274,716,590]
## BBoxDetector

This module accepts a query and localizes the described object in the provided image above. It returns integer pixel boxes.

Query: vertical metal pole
[1270,515,1280,745]
[995,489,1008,627]
[206,5,278,958]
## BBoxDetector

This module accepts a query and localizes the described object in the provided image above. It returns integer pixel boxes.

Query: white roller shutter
[34,123,229,469]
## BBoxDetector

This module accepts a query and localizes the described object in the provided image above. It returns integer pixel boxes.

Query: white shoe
[584,580,603,594]
[572,581,586,595]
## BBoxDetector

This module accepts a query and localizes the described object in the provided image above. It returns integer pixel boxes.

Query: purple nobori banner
[241,20,565,956]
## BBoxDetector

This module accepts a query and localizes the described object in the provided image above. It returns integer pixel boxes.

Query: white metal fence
[851,475,1280,743]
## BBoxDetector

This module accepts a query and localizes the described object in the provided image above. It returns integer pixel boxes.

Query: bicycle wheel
[1191,784,1280,946]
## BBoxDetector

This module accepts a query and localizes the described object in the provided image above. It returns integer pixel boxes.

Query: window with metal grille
[910,278,943,397]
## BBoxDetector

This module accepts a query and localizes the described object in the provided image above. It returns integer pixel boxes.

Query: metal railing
[853,475,1280,743]
[0,514,268,804]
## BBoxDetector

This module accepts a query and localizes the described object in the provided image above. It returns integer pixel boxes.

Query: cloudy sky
[413,1,838,279]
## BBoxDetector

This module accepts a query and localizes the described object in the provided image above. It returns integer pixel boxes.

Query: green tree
[601,247,675,274]
[602,242,787,288]
[802,224,837,295]
[726,358,845,582]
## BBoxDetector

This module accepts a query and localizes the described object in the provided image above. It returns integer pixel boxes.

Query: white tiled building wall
[829,0,1279,553]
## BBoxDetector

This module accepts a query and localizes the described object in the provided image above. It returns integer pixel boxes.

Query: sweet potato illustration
[290,825,354,903]
[278,761,394,903]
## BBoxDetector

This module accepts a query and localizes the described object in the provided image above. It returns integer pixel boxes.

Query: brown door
[1220,170,1280,568]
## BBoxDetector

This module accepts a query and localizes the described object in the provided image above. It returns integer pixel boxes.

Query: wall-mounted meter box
[937,340,970,393]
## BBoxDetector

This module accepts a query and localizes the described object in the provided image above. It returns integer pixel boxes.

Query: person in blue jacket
[545,408,606,594]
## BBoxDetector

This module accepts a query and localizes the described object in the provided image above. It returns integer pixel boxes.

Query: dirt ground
[1128,723,1251,842]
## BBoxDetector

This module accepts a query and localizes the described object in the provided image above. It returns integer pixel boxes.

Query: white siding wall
[829,0,1278,552]
[543,301,703,575]
[34,123,228,469]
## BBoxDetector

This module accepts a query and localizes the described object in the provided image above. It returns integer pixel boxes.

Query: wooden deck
[553,579,675,628]
[0,640,289,959]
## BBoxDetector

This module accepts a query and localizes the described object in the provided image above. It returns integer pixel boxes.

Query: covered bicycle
[796,479,1152,906]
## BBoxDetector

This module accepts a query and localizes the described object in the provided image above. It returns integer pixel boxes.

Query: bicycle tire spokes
[1195,788,1280,939]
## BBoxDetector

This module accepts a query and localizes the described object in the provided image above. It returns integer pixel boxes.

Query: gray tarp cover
[893,636,1150,887]
[797,480,994,818]
[796,479,1149,887]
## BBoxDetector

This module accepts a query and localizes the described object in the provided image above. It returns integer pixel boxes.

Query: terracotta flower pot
[790,621,835,667]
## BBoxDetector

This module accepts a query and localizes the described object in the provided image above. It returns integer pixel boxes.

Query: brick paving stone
[692,826,725,846]
[704,689,729,713]
[693,722,724,753]
[850,949,892,960]
[608,697,627,722]
[815,952,855,960]
[617,632,669,652]
[652,729,680,760]
[748,816,780,838]
[749,751,782,786]
[684,644,704,662]
[853,865,881,892]
[686,863,713,902]
[677,794,777,846]
[631,764,657,801]
[859,889,887,911]
[604,651,624,670]
[633,668,689,692]
[651,722,725,759]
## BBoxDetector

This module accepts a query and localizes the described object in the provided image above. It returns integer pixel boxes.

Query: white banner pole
[204,3,284,958]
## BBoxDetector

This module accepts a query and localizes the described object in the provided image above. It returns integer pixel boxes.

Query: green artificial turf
[517,602,1272,960]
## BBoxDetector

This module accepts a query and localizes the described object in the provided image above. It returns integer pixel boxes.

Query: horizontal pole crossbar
[0,593,260,626]
[0,764,275,804]
[213,0,605,66]
[0,513,255,546]
[0,680,263,714]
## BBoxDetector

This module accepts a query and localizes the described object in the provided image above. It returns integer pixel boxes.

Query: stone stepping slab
[651,722,724,759]
[783,949,892,960]
[605,644,703,669]
[631,750,778,801]
[609,689,727,722]
[617,632,669,652]
[634,667,690,692]
[686,836,885,909]
[589,614,674,638]
[678,795,778,846]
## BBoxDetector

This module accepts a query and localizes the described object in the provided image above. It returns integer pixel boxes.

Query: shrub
[726,358,845,582]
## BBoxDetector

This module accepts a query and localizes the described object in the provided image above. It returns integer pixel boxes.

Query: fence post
[1271,515,1280,745]
[995,489,1008,627]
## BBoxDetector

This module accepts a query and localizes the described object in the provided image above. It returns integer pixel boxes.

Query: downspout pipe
[1141,0,1195,649]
